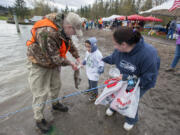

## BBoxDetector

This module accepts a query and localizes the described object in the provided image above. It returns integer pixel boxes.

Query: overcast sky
[0,0,95,10]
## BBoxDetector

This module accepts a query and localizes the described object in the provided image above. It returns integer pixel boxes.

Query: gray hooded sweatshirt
[83,37,104,81]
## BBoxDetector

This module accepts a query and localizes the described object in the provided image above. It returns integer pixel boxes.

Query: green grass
[141,29,167,40]
[0,16,8,20]
[45,126,64,135]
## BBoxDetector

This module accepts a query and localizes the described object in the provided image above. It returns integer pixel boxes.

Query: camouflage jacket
[27,23,80,68]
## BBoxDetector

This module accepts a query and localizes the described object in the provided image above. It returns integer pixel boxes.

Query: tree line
[2,0,60,20]
[77,0,168,19]
[2,0,169,21]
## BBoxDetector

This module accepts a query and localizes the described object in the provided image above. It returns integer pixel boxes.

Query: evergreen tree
[64,5,69,14]
[14,0,28,19]
[136,0,141,12]
[32,0,53,16]
[141,0,153,11]
[114,0,119,14]
[53,7,58,13]
[76,0,163,19]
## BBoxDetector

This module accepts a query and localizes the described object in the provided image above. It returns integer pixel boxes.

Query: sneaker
[84,89,91,95]
[36,119,51,133]
[165,68,175,72]
[106,108,114,116]
[52,103,68,112]
[123,122,134,131]
[174,71,180,76]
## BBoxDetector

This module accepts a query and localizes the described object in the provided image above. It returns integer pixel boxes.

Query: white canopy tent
[140,0,180,17]
[81,17,87,22]
[102,15,123,22]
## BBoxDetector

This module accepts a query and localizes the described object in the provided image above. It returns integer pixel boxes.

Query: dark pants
[110,89,147,125]
[88,80,98,95]
[166,29,175,40]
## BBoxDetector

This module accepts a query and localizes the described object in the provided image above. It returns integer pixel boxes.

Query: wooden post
[13,12,20,33]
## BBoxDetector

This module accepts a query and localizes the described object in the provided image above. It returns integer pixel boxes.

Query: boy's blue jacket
[102,38,160,94]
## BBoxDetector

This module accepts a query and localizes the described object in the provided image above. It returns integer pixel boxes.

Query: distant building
[30,16,43,23]
[24,19,29,23]
[0,10,8,16]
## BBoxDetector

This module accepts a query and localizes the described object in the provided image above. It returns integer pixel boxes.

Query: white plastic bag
[95,78,123,106]
[110,79,140,118]
[109,68,120,78]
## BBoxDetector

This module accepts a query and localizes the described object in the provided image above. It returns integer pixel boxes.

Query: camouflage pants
[28,62,61,121]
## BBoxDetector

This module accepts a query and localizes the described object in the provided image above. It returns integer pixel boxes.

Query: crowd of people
[82,16,146,33]
[82,17,103,30]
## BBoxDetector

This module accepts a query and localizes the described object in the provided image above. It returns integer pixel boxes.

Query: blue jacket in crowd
[102,38,160,95]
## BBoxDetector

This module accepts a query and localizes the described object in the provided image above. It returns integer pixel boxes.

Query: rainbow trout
[74,69,81,89]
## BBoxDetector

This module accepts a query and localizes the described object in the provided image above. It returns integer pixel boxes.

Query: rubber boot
[52,102,68,112]
[36,119,51,133]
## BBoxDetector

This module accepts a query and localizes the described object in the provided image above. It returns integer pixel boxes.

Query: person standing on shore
[26,12,83,133]
[102,27,160,131]
[166,21,171,34]
[166,27,180,73]
[167,18,177,40]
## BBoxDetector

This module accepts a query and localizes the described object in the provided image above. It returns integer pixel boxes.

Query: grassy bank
[0,16,8,20]
[141,29,167,40]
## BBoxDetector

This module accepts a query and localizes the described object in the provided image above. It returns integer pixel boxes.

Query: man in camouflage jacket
[27,12,82,133]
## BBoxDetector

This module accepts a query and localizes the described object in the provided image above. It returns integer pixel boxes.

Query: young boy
[82,37,104,101]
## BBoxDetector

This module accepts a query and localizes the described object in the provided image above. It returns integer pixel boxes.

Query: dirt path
[0,29,179,135]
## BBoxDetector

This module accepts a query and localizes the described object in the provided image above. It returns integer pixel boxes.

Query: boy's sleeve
[82,52,88,65]
[97,51,104,67]
[102,50,117,65]
[97,51,104,74]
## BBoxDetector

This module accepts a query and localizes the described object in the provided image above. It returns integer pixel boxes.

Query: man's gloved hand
[98,66,104,75]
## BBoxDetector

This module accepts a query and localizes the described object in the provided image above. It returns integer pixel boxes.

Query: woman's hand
[115,74,123,80]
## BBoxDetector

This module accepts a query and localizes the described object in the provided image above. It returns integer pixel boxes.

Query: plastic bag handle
[126,88,134,93]
[104,78,121,88]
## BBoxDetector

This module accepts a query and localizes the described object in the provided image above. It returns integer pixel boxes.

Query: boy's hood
[88,37,98,53]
